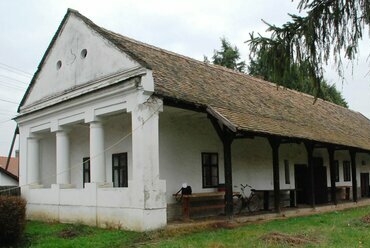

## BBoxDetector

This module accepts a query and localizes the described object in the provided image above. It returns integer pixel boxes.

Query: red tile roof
[0,156,19,180]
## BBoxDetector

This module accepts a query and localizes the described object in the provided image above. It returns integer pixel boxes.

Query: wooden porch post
[350,149,358,202]
[327,146,337,205]
[304,142,315,208]
[268,137,281,213]
[223,132,234,217]
[208,116,235,218]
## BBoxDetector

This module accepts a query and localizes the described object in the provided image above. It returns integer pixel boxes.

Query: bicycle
[233,183,261,214]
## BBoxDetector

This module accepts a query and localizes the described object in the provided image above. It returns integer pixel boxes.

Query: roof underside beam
[160,96,370,155]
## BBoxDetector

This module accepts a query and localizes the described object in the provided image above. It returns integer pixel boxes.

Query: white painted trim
[17,80,137,125]
[20,66,147,114]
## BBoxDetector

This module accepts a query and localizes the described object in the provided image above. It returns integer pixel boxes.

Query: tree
[248,0,370,93]
[205,37,246,72]
[249,45,348,107]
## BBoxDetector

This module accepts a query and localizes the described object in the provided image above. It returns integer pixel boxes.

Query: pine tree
[248,0,370,93]
[205,38,246,73]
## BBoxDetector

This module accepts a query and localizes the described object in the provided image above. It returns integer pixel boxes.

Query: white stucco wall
[0,172,18,186]
[39,133,56,187]
[160,107,311,205]
[159,107,223,204]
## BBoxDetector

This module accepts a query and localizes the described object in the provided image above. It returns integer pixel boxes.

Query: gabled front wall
[24,14,140,107]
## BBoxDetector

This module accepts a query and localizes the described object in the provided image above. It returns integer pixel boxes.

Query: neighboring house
[15,9,370,231]
[0,156,19,186]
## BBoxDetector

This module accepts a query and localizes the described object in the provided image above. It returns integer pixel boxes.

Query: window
[334,160,339,182]
[112,153,128,187]
[343,161,351,182]
[284,160,290,184]
[82,157,90,187]
[202,153,219,188]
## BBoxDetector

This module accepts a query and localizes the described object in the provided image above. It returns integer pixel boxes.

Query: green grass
[19,205,370,247]
[21,221,139,248]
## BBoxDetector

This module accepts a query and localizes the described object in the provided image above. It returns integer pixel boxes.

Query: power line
[0,98,19,105]
[0,108,16,114]
[0,62,33,77]
[0,118,12,124]
[0,74,29,85]
[0,81,27,91]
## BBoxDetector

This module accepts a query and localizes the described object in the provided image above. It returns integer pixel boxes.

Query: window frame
[201,152,219,188]
[343,161,351,182]
[112,153,128,188]
[82,157,91,187]
[334,160,340,182]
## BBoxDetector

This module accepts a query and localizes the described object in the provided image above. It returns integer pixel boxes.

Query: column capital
[55,128,71,135]
[89,119,104,125]
[27,134,40,140]
[51,123,71,133]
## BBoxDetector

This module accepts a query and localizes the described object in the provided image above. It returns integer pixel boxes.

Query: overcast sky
[0,0,369,156]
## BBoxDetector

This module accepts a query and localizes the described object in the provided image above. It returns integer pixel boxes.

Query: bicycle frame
[234,183,259,214]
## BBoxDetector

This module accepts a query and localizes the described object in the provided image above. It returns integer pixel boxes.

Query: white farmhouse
[15,9,370,231]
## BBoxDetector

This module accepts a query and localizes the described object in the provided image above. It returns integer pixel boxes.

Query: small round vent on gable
[56,60,62,70]
[80,49,87,59]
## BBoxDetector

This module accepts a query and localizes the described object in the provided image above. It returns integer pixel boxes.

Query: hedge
[0,196,26,245]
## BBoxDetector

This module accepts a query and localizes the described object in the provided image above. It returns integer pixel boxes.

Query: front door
[361,173,369,197]
[295,164,309,204]
[313,157,328,204]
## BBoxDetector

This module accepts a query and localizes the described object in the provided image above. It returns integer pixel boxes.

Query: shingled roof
[20,9,370,152]
[0,156,19,181]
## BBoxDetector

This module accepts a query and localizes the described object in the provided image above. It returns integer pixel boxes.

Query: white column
[27,137,40,185]
[130,97,167,230]
[89,121,105,183]
[56,130,70,184]
[131,98,165,207]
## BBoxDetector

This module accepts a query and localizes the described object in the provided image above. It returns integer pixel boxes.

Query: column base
[85,182,113,189]
[27,184,44,189]
[51,184,75,189]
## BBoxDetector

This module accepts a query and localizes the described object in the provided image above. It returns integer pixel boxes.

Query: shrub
[0,196,27,245]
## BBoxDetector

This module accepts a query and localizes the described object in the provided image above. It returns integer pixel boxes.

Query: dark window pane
[82,157,91,187]
[343,161,351,182]
[334,160,339,182]
[284,160,290,184]
[112,153,128,188]
[202,153,218,188]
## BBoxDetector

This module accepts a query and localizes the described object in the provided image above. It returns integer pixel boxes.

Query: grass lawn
[20,205,370,247]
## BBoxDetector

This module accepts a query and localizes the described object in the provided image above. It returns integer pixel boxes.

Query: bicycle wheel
[247,194,261,212]
[233,196,243,215]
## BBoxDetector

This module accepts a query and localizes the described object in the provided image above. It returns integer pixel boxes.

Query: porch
[161,104,370,221]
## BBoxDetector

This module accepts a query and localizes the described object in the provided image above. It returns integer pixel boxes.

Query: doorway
[312,157,328,204]
[294,164,308,204]
[294,158,328,205]
[361,173,369,197]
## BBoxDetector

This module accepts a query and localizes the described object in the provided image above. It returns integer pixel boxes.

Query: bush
[0,196,26,245]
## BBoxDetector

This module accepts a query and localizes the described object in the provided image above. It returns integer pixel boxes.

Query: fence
[0,186,20,196]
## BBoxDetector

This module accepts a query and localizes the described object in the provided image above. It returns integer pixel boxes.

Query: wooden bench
[173,192,240,219]
[254,189,297,210]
